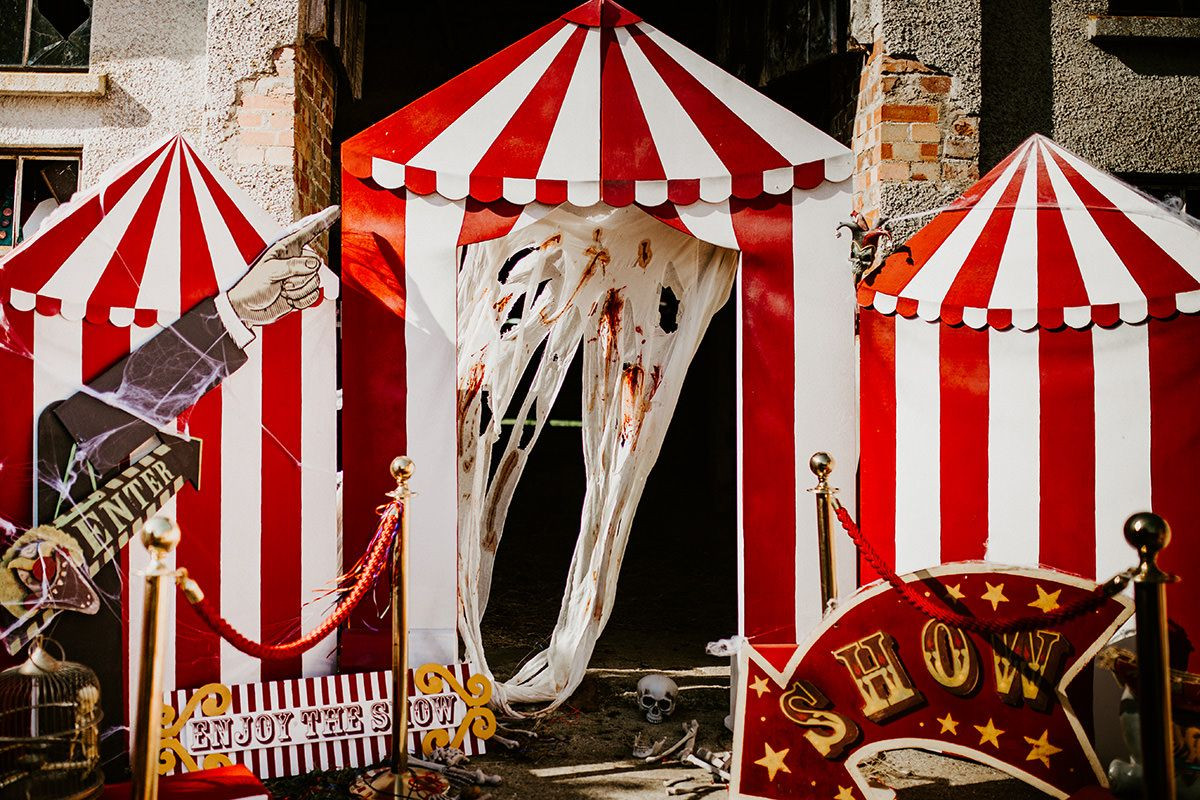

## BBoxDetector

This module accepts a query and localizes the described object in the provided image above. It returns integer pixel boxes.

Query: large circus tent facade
[0,135,341,710]
[340,0,858,693]
[858,134,1200,669]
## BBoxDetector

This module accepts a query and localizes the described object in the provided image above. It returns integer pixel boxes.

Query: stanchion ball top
[809,452,834,479]
[390,455,415,483]
[1125,512,1171,555]
[141,515,181,553]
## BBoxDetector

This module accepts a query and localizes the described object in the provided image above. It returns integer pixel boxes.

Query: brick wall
[230,42,334,257]
[852,40,980,238]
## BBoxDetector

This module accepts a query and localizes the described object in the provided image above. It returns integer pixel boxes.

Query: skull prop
[637,674,678,724]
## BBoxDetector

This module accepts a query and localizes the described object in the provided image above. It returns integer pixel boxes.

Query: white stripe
[791,182,858,630]
[300,301,339,678]
[1039,141,1144,306]
[614,27,726,181]
[986,146,1040,310]
[734,259,745,637]
[185,139,283,242]
[901,144,1029,304]
[220,339,263,685]
[135,146,183,316]
[1093,324,1152,581]
[40,145,175,309]
[31,315,82,516]
[184,146,260,292]
[408,24,577,178]
[538,28,600,184]
[675,200,738,250]
[893,316,940,573]
[633,23,848,167]
[986,327,1041,567]
[404,193,465,666]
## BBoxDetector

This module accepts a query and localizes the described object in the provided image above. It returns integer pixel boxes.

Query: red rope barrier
[833,502,1130,634]
[179,500,401,661]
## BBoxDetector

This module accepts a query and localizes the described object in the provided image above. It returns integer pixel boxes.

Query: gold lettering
[779,680,860,759]
[833,631,924,722]
[152,459,176,487]
[141,467,164,495]
[921,620,980,696]
[991,630,1069,712]
[98,494,135,528]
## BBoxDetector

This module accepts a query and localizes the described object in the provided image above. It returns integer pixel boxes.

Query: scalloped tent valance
[0,135,339,327]
[858,134,1200,330]
[341,0,852,207]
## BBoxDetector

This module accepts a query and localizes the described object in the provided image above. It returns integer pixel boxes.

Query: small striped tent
[858,134,1200,668]
[0,135,340,704]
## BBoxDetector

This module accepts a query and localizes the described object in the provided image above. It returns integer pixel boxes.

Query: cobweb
[456,204,736,715]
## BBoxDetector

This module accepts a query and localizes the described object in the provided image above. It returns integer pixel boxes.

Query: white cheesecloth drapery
[456,204,736,715]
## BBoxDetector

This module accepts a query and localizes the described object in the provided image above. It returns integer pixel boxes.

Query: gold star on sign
[937,712,959,735]
[750,676,772,698]
[981,582,1009,610]
[834,786,857,800]
[755,743,791,782]
[975,718,1005,748]
[1024,729,1062,767]
[945,583,966,601]
[1028,585,1062,613]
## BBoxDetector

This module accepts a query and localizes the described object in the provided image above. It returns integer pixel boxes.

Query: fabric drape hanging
[456,204,736,714]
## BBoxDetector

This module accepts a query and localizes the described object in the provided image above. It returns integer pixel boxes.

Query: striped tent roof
[858,134,1200,330]
[0,135,330,327]
[342,0,851,208]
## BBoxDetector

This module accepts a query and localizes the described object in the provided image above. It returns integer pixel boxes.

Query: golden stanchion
[130,516,181,800]
[354,456,423,799]
[809,452,838,612]
[1125,512,1177,800]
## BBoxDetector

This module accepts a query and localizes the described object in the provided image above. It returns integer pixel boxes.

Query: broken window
[1,0,92,69]
[0,153,80,250]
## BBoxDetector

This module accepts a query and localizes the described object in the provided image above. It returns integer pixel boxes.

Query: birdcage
[0,638,102,800]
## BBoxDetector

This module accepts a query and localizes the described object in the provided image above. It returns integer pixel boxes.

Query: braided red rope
[833,502,1130,634]
[181,500,402,660]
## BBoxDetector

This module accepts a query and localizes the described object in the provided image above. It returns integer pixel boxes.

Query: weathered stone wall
[0,0,319,229]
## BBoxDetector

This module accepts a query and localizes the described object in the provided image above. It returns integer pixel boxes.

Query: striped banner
[161,664,490,780]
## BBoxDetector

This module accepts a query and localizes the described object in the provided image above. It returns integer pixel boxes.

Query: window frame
[2,0,93,72]
[0,148,82,253]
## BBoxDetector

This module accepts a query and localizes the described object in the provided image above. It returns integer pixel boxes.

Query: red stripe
[628,26,787,174]
[472,25,587,180]
[858,310,896,582]
[730,195,794,643]
[175,387,222,689]
[1033,151,1090,313]
[1046,146,1200,301]
[600,24,665,183]
[941,150,1029,308]
[1148,313,1200,672]
[341,19,569,176]
[938,324,989,561]
[89,151,176,315]
[178,154,220,311]
[0,311,34,534]
[1038,327,1096,577]
[341,177,407,669]
[260,313,304,680]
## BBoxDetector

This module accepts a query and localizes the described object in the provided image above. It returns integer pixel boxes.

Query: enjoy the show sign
[160,664,495,779]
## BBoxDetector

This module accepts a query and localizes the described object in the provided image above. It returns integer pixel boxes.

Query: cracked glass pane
[0,0,24,66]
[26,0,91,68]
[0,160,16,249]
[18,158,78,242]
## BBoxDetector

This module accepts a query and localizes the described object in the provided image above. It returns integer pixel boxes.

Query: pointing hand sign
[227,205,339,326]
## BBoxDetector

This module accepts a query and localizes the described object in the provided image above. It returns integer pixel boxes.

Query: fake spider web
[457,204,736,715]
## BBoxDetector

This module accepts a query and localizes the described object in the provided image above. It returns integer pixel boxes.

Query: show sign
[160,664,496,779]
[731,565,1131,800]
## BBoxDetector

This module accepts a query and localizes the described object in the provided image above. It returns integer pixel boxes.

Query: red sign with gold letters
[731,565,1131,799]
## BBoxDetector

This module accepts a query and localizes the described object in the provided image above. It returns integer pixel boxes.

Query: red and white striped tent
[858,134,1200,668]
[341,0,856,668]
[0,135,340,699]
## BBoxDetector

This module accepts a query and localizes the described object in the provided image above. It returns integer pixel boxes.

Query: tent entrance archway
[481,294,737,680]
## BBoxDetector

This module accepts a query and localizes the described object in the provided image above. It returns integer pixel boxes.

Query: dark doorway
[482,294,739,678]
